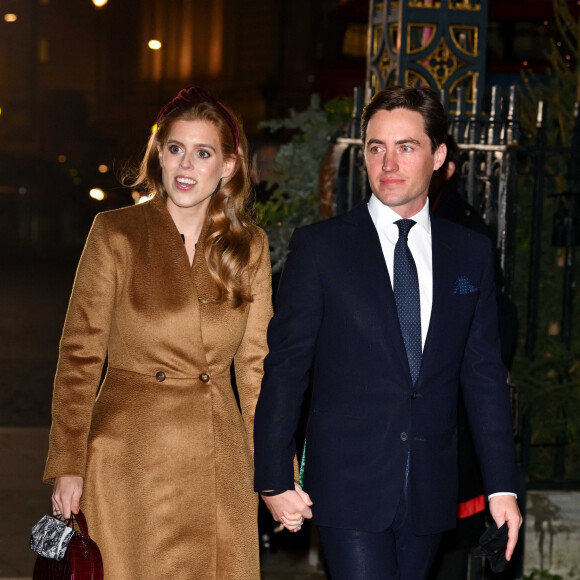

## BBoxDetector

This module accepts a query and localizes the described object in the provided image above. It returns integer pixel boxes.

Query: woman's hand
[261,482,313,533]
[52,476,84,519]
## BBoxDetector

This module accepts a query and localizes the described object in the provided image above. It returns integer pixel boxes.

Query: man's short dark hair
[361,86,448,153]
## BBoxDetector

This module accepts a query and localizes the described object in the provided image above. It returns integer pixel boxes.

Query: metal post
[525,101,547,359]
[561,102,580,347]
[482,86,502,235]
[465,89,481,208]
[451,86,467,145]
[499,86,519,296]
[347,87,363,210]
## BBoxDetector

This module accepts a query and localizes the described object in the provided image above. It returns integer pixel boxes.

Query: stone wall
[525,490,580,579]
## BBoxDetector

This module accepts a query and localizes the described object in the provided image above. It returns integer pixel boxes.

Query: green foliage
[513,0,580,480]
[520,53,577,148]
[524,568,564,580]
[256,94,353,272]
[521,0,580,145]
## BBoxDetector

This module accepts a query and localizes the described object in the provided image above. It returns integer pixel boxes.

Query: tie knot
[395,219,416,240]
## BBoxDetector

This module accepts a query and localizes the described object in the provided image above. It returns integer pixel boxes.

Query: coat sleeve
[459,236,519,496]
[44,214,116,484]
[233,229,273,457]
[254,226,324,491]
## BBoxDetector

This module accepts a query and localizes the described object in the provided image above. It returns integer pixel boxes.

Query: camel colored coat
[44,194,272,579]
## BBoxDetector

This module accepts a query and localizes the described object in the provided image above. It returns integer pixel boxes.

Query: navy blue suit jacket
[254,199,519,535]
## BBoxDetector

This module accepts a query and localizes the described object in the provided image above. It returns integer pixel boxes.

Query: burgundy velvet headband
[156,86,240,152]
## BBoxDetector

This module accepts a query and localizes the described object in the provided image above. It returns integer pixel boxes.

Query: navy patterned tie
[393,219,422,385]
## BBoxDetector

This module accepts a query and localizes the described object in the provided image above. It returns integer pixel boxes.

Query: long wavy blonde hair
[130,99,258,308]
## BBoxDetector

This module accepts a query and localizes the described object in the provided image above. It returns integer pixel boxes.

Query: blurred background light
[90,188,106,201]
[148,40,162,50]
[4,14,17,23]
[131,190,150,204]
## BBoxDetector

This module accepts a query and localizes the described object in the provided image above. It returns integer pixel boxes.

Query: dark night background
[1,1,579,578]
[0,0,568,427]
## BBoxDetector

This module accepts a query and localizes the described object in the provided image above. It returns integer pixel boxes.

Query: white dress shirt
[367,193,516,501]
[367,194,432,349]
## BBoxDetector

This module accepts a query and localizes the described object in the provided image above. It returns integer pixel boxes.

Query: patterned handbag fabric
[29,515,75,561]
[30,510,104,580]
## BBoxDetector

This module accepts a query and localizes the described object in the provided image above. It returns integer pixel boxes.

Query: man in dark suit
[254,86,522,579]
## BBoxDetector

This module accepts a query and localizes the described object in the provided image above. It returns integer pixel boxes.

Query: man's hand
[488,494,523,561]
[52,476,84,519]
[261,482,313,533]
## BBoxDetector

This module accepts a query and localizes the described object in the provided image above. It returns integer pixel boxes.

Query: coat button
[199,373,210,383]
[411,391,422,399]
[400,432,408,441]
[155,371,166,382]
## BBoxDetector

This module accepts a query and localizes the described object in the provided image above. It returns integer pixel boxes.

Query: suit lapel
[343,201,412,383]
[422,215,457,369]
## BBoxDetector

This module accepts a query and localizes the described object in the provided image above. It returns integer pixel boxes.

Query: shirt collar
[368,194,431,236]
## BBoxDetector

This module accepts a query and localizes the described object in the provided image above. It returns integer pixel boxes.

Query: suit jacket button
[155,371,166,382]
[199,373,210,383]
[411,391,420,399]
[400,432,408,441]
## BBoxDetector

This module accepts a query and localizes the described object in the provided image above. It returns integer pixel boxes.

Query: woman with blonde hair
[45,86,272,579]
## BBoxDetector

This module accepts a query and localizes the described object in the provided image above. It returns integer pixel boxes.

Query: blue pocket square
[453,275,478,295]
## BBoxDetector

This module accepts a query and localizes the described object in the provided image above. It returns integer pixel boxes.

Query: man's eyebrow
[365,137,423,147]
[395,138,421,146]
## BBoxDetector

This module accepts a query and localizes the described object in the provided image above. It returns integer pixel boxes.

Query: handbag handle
[70,510,89,537]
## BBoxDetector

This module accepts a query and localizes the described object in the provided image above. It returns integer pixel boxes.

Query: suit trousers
[317,458,442,580]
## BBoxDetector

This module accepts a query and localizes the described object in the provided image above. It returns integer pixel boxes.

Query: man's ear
[433,143,447,172]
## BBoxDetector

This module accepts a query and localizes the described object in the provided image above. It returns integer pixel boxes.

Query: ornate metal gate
[367,0,488,114]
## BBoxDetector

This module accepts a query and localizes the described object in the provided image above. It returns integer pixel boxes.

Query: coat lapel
[343,201,412,382]
[145,195,209,369]
[189,218,225,353]
[422,214,457,371]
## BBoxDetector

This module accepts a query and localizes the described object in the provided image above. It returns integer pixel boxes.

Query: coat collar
[147,193,213,287]
[147,193,192,268]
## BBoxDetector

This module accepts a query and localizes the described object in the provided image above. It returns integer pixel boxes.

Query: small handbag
[30,510,103,580]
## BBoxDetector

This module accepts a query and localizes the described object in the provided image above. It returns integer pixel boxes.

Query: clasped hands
[261,482,313,533]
